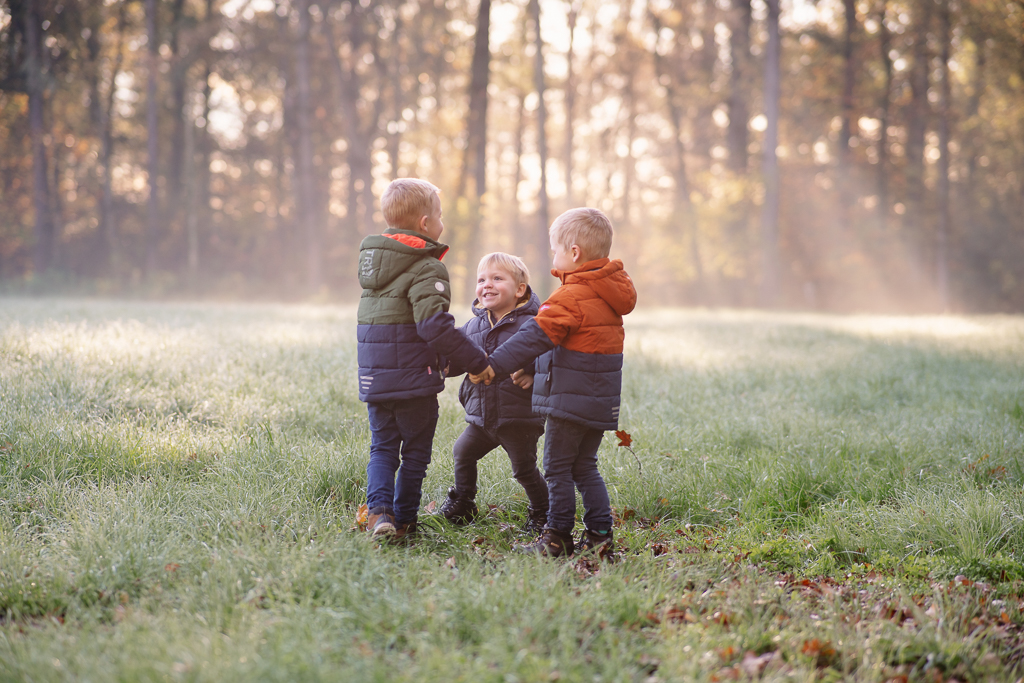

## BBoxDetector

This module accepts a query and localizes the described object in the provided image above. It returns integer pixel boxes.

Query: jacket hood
[358,228,449,290]
[555,258,637,316]
[471,286,541,321]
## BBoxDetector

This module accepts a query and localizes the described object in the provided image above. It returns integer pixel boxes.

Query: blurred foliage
[0,0,1022,311]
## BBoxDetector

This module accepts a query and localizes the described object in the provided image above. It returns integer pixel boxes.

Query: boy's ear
[416,214,428,232]
[515,282,528,298]
[571,244,583,263]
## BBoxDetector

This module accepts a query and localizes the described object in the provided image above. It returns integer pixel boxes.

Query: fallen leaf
[356,503,368,526]
[445,556,457,569]
[717,645,737,661]
[425,500,437,513]
[164,563,180,573]
[740,651,776,677]
[615,430,633,448]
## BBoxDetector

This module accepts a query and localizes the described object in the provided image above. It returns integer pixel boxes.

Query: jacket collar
[382,227,449,260]
[551,257,611,284]
[471,286,540,328]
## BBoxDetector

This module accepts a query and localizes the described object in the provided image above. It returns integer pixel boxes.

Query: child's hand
[511,369,533,390]
[470,365,496,385]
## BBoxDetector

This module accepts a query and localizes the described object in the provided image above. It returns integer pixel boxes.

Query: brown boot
[576,529,615,560]
[518,527,574,558]
[367,507,396,539]
[393,520,417,541]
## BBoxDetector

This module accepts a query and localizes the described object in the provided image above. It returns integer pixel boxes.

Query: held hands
[468,366,531,389]
[469,365,496,385]
[511,369,533,390]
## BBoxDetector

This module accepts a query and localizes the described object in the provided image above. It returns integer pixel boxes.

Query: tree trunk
[564,3,578,205]
[935,0,952,310]
[511,89,526,257]
[459,0,492,294]
[184,95,199,275]
[875,0,891,236]
[386,11,405,179]
[145,0,160,276]
[459,0,491,202]
[275,0,296,278]
[904,0,930,278]
[727,0,751,172]
[24,1,55,275]
[323,0,372,237]
[963,25,985,245]
[529,0,550,296]
[296,0,321,291]
[168,0,188,250]
[759,0,781,306]
[838,0,857,233]
[649,8,704,301]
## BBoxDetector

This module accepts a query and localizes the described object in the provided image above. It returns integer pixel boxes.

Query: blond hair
[478,252,530,286]
[381,178,440,230]
[549,208,613,261]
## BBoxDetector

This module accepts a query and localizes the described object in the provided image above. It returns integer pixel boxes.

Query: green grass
[1,298,1023,681]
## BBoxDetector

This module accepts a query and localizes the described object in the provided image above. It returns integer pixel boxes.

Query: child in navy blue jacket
[441,253,548,530]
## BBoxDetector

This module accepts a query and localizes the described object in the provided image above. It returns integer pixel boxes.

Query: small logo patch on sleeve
[435,281,446,292]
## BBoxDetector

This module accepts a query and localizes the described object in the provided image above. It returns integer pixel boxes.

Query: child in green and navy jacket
[356,178,489,540]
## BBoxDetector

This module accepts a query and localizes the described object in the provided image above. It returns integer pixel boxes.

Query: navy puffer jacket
[449,289,544,431]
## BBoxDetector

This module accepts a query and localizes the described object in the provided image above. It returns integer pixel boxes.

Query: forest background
[1,0,1022,312]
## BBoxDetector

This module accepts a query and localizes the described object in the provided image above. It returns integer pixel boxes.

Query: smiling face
[475,264,527,321]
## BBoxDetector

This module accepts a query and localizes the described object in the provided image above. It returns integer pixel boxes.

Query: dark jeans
[452,423,547,511]
[542,416,612,535]
[365,395,439,526]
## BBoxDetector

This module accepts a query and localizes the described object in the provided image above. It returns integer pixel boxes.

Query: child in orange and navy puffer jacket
[472,207,637,558]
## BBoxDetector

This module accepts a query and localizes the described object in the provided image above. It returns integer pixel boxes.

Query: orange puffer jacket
[488,258,637,430]
[534,258,637,352]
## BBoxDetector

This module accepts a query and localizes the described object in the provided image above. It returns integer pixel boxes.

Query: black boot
[519,527,574,558]
[524,506,547,533]
[575,528,614,559]
[438,487,478,525]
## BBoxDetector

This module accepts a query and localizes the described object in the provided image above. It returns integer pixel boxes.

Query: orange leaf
[164,563,180,573]
[356,503,368,525]
[615,430,632,448]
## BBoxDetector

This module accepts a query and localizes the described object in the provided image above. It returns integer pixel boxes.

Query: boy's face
[550,234,582,272]
[417,195,444,241]
[476,265,527,319]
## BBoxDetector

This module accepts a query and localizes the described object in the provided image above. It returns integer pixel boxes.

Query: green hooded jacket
[356,228,487,402]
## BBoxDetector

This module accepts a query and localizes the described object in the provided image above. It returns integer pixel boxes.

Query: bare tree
[145,0,160,275]
[563,1,579,205]
[935,0,952,309]
[903,0,931,280]
[19,0,56,274]
[528,0,550,294]
[875,0,892,235]
[296,0,321,290]
[727,0,752,172]
[649,4,704,301]
[838,0,857,233]
[459,0,491,203]
[457,0,492,294]
[759,0,781,305]
[322,0,373,238]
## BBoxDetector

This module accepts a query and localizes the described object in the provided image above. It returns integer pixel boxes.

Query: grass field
[1,298,1023,682]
